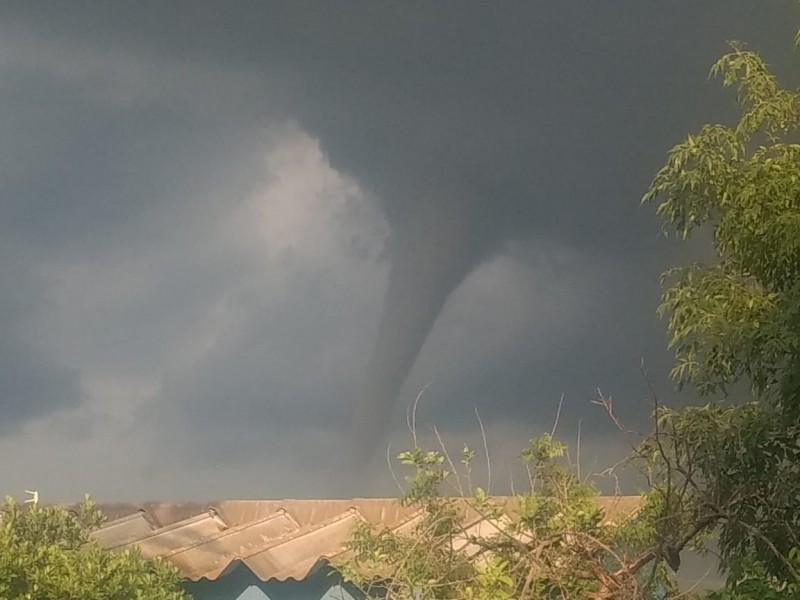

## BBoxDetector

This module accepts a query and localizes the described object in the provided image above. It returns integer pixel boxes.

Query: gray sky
[0,2,798,502]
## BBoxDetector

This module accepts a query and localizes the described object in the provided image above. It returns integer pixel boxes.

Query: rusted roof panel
[90,510,154,549]
[144,502,211,528]
[90,502,210,528]
[121,510,229,559]
[167,509,301,581]
[237,508,365,582]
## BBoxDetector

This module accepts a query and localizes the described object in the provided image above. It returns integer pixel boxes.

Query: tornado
[352,198,483,461]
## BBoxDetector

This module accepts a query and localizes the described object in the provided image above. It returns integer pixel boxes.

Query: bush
[0,495,188,600]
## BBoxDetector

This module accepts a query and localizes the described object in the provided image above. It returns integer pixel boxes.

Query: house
[91,497,640,600]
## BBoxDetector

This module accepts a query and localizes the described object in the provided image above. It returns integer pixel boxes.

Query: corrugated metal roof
[90,510,154,549]
[230,508,365,582]
[92,496,640,583]
[123,509,230,559]
[167,509,301,581]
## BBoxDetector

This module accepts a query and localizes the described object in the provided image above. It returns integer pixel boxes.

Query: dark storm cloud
[0,1,798,498]
[0,24,277,440]
[0,52,264,258]
[5,2,793,249]
[0,258,81,432]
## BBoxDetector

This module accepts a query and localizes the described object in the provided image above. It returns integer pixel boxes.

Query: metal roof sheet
[92,496,640,582]
[89,510,154,549]
[94,502,210,528]
[213,499,419,530]
[167,509,301,581]
[236,508,365,582]
[121,509,229,559]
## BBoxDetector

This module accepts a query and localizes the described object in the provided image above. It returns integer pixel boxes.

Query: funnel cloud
[353,197,486,457]
[0,2,798,499]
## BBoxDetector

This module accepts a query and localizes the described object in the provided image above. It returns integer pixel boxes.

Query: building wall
[183,566,364,600]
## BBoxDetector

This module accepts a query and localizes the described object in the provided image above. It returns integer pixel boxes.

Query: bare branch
[432,425,463,496]
[474,406,491,494]
[551,393,565,438]
[386,441,404,495]
[406,382,431,449]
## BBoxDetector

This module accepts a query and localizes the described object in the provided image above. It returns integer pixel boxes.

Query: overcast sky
[1,2,798,502]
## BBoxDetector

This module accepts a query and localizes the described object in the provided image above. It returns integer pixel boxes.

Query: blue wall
[183,565,365,600]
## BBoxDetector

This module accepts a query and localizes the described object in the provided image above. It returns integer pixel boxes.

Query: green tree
[641,29,800,595]
[642,41,800,406]
[340,427,688,600]
[0,495,188,600]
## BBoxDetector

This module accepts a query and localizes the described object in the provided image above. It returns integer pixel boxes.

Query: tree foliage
[340,427,688,600]
[341,397,799,598]
[637,401,800,597]
[642,41,800,405]
[0,496,188,600]
[641,29,800,592]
